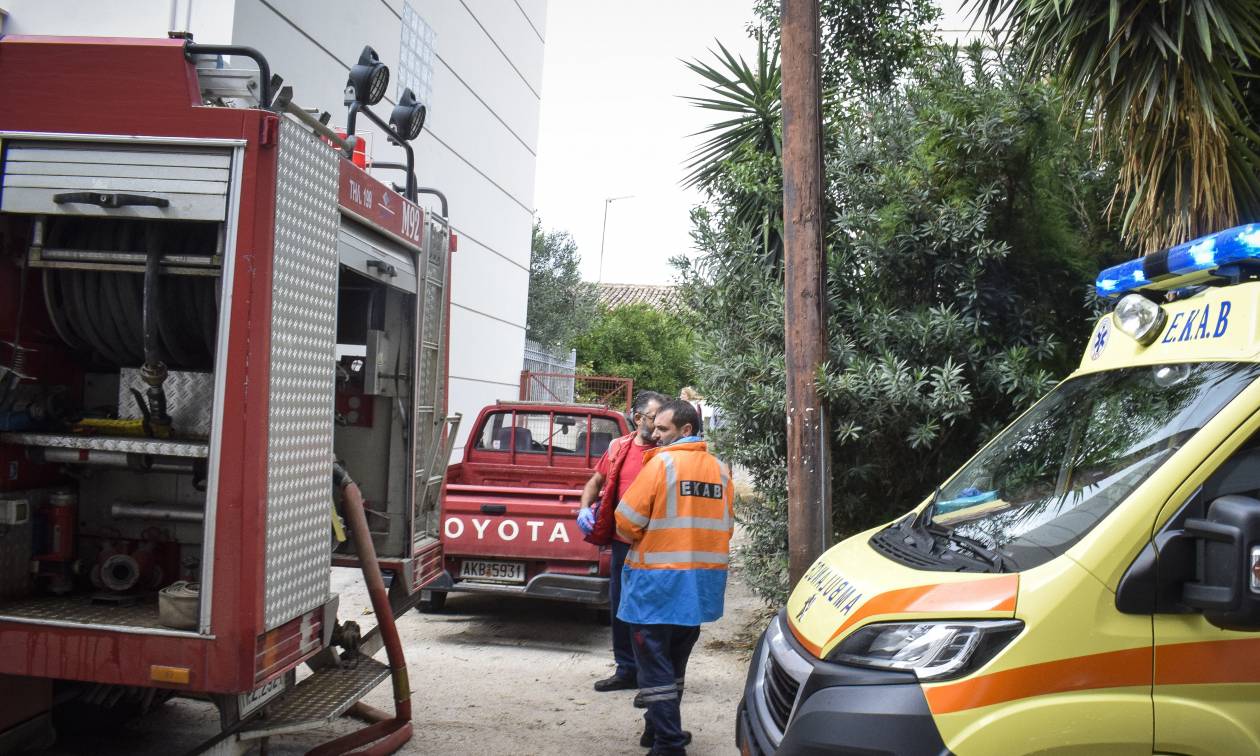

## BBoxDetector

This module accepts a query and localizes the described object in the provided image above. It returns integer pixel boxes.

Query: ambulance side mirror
[1181,495,1260,631]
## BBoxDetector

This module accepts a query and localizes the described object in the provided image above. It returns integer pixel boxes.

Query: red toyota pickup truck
[422,401,630,610]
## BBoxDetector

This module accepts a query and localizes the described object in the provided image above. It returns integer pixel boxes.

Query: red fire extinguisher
[37,490,76,562]
[34,489,77,593]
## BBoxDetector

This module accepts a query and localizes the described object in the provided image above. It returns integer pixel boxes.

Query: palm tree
[682,36,782,194]
[971,0,1260,252]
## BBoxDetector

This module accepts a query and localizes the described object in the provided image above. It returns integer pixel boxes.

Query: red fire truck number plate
[239,675,287,717]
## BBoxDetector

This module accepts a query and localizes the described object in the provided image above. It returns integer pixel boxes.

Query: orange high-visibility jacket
[614,439,734,625]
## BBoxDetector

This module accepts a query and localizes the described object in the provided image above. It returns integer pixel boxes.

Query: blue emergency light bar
[1095,223,1260,298]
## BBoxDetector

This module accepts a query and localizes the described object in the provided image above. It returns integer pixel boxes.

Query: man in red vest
[577,390,666,693]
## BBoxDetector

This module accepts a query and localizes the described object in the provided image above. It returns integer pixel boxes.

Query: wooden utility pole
[781,0,832,585]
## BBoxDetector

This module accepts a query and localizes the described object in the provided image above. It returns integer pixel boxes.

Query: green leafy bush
[573,303,696,398]
[677,42,1125,602]
[527,222,597,349]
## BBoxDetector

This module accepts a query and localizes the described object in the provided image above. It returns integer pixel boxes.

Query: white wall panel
[515,0,548,42]
[463,0,546,90]
[424,62,538,207]
[448,304,527,387]
[413,0,542,149]
[408,131,535,269]
[3,0,232,41]
[450,239,530,327]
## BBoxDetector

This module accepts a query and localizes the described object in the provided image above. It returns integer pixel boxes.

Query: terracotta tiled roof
[595,282,677,312]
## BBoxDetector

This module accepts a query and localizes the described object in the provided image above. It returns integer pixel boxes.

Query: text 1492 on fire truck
[0,34,459,754]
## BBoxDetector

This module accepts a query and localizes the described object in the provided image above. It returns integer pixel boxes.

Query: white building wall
[1,0,546,457]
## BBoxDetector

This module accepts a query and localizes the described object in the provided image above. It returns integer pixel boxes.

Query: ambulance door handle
[53,192,171,209]
[480,504,507,515]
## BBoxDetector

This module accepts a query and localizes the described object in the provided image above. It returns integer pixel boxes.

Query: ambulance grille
[762,654,800,732]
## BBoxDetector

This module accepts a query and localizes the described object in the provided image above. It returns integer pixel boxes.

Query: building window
[399,2,437,110]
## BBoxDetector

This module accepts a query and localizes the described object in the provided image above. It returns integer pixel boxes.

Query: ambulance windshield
[930,362,1260,569]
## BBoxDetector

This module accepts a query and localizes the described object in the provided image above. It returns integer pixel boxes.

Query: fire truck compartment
[0,134,451,636]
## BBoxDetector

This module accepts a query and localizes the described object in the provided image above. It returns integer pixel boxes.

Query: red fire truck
[0,35,458,754]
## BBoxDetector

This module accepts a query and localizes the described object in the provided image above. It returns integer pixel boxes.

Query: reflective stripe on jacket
[614,440,734,625]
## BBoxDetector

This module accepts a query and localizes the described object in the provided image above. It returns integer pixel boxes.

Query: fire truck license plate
[459,560,525,584]
[239,675,287,717]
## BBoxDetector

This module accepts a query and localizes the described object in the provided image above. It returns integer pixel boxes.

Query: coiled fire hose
[308,465,413,756]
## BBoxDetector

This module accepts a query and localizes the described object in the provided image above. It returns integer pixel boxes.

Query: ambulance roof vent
[1096,224,1260,299]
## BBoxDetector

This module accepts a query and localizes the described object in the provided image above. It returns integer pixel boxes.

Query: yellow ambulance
[738,224,1260,755]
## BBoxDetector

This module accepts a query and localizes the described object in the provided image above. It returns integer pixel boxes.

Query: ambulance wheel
[418,590,446,612]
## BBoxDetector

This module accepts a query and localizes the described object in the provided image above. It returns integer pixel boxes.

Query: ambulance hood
[784,528,1019,659]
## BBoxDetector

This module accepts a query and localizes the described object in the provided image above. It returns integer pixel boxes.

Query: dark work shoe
[593,674,637,692]
[640,729,691,748]
[633,690,646,708]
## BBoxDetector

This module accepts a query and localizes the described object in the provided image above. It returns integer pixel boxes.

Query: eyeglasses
[636,412,657,423]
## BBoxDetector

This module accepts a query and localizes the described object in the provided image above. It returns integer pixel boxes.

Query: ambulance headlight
[1113,293,1168,345]
[827,620,1022,681]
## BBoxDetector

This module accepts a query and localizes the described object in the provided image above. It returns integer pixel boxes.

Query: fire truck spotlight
[346,45,390,106]
[389,88,427,141]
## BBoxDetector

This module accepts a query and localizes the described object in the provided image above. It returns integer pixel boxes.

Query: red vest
[585,433,638,546]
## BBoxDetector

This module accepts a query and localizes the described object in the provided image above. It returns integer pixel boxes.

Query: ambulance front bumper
[737,611,953,756]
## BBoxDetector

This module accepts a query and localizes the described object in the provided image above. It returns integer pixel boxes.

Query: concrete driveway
[40,561,767,756]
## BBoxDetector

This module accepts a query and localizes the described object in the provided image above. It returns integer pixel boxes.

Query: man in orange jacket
[576,390,666,693]
[615,398,734,755]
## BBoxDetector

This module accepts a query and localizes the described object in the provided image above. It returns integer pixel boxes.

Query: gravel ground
[38,550,769,756]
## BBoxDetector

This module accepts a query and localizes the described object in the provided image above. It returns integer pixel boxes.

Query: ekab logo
[1091,318,1110,360]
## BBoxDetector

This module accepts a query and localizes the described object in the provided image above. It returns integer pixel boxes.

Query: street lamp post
[598,194,634,282]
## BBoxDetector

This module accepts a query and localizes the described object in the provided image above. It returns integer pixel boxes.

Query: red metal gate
[518,371,634,413]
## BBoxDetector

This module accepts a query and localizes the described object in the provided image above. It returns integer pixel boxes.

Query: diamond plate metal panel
[117,368,214,437]
[0,432,209,458]
[239,656,390,739]
[0,594,166,629]
[262,120,339,630]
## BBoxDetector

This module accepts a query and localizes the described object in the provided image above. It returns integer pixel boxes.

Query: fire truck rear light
[449,234,458,252]
[150,665,191,685]
[346,45,390,106]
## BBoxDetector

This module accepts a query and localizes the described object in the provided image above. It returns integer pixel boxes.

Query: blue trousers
[610,540,636,678]
[631,623,701,755]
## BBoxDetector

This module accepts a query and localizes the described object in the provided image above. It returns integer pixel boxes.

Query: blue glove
[577,506,595,535]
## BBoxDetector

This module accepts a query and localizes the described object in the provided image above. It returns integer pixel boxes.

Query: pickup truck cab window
[474,410,621,456]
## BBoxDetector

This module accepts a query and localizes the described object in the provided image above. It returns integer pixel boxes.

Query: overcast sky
[532,0,758,286]
[532,1,977,287]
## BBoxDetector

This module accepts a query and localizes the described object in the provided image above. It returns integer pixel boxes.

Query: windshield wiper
[938,529,1017,573]
[897,486,941,556]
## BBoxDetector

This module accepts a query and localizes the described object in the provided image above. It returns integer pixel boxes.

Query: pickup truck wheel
[418,590,447,612]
